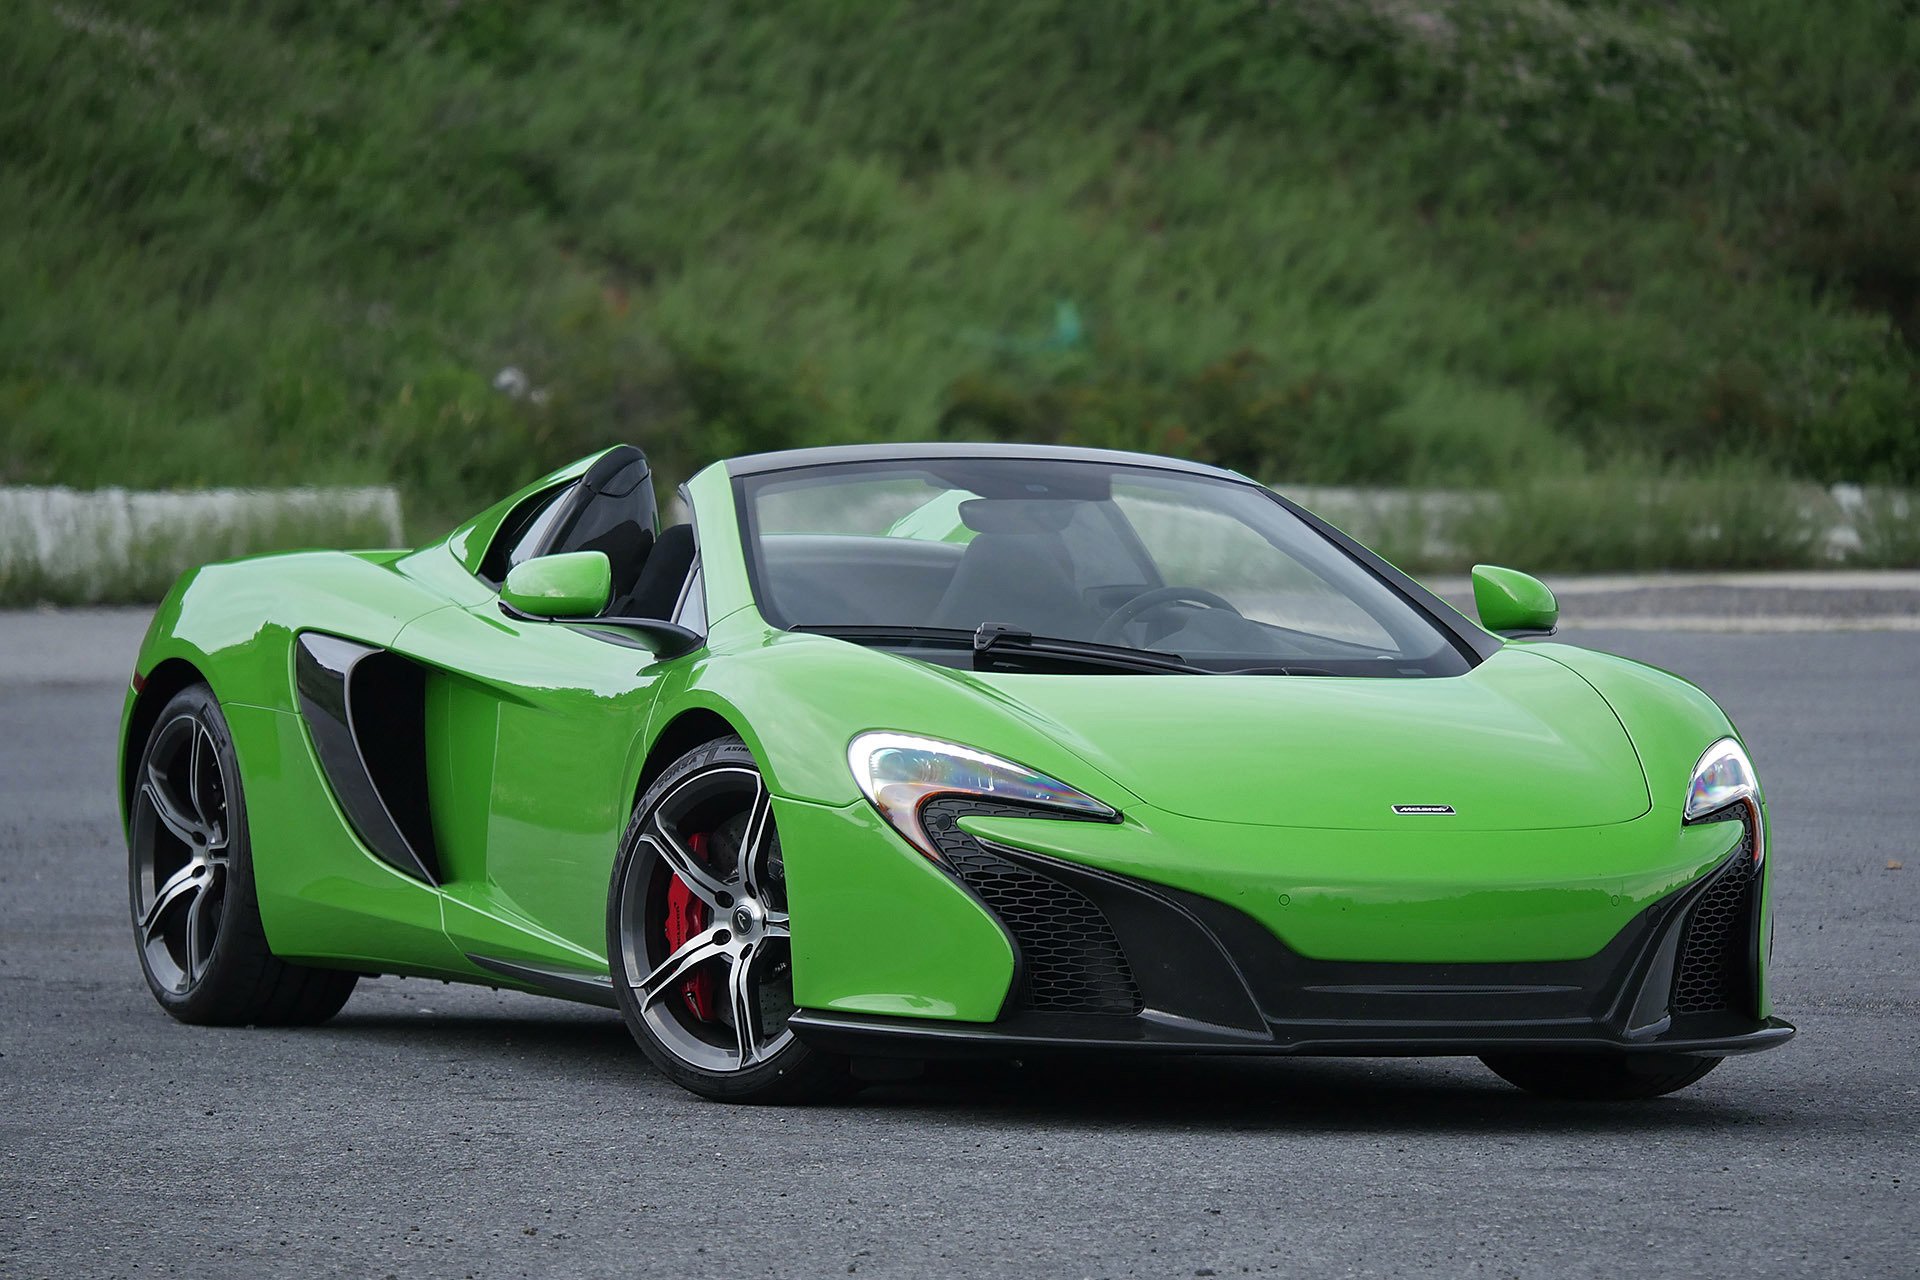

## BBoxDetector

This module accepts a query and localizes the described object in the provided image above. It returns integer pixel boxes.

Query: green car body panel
[120,444,1781,1049]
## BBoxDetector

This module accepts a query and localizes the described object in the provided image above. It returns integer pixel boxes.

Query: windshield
[735,458,1472,677]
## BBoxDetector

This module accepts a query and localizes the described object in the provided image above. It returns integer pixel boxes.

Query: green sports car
[122,443,1791,1102]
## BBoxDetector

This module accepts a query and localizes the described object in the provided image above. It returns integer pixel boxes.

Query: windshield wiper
[968,623,1216,675]
[792,622,1213,675]
[793,623,1349,676]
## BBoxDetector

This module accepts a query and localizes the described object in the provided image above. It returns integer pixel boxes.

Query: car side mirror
[501,551,612,619]
[498,550,705,658]
[1471,564,1558,637]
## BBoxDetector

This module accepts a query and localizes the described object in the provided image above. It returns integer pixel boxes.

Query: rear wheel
[608,736,849,1103]
[127,683,357,1025]
[1480,1051,1722,1100]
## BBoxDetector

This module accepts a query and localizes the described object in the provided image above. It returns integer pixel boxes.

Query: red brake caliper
[663,832,720,1020]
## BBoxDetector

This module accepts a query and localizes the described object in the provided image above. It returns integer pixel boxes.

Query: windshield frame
[729,452,1497,673]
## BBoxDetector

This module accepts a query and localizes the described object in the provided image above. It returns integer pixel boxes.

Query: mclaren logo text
[1392,804,1456,816]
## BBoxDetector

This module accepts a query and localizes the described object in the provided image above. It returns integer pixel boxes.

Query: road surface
[1,605,1913,1277]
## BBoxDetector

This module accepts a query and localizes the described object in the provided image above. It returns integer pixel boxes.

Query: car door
[387,457,695,977]
[389,598,667,974]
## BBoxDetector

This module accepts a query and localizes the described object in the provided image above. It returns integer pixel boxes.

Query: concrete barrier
[0,486,404,605]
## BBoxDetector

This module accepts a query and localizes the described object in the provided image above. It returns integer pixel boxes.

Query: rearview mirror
[1471,564,1558,637]
[501,551,612,619]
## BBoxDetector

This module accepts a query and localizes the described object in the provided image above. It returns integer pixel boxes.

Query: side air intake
[294,633,439,884]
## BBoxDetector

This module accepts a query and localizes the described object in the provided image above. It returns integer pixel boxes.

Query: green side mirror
[1471,564,1559,637]
[501,551,612,619]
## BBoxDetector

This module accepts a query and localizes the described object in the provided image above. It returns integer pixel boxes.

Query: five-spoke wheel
[131,709,232,993]
[608,736,846,1102]
[126,683,356,1025]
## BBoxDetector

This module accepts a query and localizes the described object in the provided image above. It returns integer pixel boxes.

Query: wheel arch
[633,706,750,810]
[120,656,210,823]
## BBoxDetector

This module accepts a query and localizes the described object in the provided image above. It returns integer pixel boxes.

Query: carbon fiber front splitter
[788,1007,1796,1059]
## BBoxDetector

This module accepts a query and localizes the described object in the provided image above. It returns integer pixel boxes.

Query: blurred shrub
[1447,462,1825,573]
[1849,488,1920,568]
[1790,172,1920,348]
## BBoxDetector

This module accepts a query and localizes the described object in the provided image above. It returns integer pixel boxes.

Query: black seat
[618,523,696,619]
[931,529,1096,636]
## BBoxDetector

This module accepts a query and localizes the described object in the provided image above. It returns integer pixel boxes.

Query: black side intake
[1671,812,1760,1015]
[294,633,439,884]
[920,797,1143,1016]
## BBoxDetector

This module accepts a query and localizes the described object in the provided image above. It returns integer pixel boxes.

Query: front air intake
[920,798,1143,1016]
[1671,813,1759,1015]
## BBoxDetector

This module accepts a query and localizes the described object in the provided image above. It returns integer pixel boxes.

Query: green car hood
[953,646,1652,831]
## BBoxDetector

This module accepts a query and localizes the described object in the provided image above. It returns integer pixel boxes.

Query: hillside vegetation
[4,1,1917,557]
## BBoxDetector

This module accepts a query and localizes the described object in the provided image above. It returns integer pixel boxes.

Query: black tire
[607,736,851,1103]
[127,683,357,1026]
[1480,1051,1723,1100]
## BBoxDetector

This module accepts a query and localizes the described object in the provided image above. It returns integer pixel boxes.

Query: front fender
[1525,643,1748,820]
[1527,641,1773,1018]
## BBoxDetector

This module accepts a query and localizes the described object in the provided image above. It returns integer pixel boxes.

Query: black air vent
[1672,814,1758,1015]
[294,634,439,884]
[920,798,1142,1015]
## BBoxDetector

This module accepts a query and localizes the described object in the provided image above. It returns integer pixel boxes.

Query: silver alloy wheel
[130,711,231,994]
[617,764,797,1073]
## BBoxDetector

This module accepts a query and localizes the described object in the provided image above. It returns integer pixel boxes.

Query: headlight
[847,731,1116,861]
[1685,737,1759,822]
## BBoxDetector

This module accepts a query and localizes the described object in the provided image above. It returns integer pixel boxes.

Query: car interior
[752,486,1449,671]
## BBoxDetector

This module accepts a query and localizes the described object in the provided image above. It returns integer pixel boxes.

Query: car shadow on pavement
[323,1007,650,1083]
[857,1053,1786,1136]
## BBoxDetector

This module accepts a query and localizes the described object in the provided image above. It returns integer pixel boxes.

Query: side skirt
[465,954,619,1009]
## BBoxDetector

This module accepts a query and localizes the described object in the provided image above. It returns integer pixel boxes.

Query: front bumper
[790,804,1791,1061]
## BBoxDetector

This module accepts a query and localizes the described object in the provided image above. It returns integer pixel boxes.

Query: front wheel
[1480,1051,1722,1100]
[607,737,849,1103]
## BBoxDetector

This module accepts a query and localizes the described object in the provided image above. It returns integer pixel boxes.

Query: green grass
[3,1,1917,553]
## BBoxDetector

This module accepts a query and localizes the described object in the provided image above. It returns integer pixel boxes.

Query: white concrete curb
[0,486,404,601]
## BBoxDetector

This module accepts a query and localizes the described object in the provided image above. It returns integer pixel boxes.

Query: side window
[477,484,571,586]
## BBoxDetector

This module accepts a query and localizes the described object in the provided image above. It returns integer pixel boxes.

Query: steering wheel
[1094,586,1242,645]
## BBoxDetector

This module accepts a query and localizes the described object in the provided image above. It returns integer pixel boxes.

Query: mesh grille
[1671,812,1758,1015]
[921,798,1142,1015]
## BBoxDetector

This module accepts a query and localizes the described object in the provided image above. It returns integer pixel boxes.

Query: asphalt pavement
[1,600,1915,1278]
